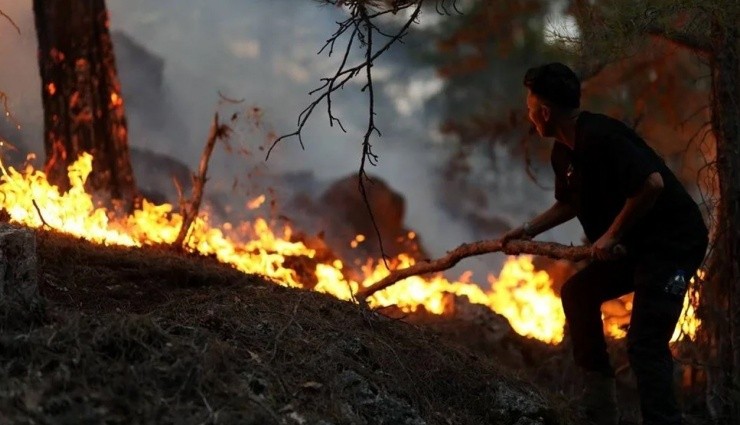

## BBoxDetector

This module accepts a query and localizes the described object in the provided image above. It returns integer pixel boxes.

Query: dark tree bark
[33,0,137,206]
[702,17,740,422]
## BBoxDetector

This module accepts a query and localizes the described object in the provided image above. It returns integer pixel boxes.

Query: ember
[246,194,266,210]
[110,92,123,107]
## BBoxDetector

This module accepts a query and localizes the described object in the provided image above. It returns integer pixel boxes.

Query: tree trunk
[702,16,740,423]
[33,0,137,206]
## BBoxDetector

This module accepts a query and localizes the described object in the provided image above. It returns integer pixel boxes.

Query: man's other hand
[592,233,620,260]
[500,225,533,245]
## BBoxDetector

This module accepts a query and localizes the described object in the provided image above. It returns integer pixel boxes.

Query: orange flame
[0,154,699,344]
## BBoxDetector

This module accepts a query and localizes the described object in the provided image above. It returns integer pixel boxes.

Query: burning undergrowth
[0,229,568,425]
[0,149,706,423]
[0,151,699,346]
[0,152,577,343]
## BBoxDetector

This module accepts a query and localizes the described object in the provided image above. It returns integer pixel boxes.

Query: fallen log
[356,239,592,301]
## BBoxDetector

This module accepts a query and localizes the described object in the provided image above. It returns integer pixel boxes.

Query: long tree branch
[357,239,592,300]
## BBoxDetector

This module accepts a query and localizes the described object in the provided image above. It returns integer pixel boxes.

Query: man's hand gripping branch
[500,200,577,245]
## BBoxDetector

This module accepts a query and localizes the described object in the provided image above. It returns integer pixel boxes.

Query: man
[501,63,708,425]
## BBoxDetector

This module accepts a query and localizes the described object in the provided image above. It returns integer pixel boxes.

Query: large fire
[0,153,699,344]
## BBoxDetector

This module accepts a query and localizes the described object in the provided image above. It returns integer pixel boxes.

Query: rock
[0,224,38,304]
[489,380,551,423]
[130,148,193,205]
[332,370,426,425]
[442,294,515,344]
[318,174,428,265]
[446,294,510,326]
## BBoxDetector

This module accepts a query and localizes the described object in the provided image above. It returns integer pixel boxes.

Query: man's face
[526,91,553,137]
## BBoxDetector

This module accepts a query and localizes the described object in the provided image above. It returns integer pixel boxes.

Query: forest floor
[0,228,711,424]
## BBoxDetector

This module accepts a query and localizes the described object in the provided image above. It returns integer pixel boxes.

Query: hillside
[0,228,570,425]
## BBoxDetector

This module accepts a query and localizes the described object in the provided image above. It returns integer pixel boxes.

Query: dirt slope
[0,229,570,424]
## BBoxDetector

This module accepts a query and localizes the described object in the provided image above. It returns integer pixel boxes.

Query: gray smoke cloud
[0,0,582,282]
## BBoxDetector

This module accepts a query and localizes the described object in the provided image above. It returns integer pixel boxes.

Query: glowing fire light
[488,258,565,343]
[600,272,702,342]
[246,194,266,210]
[674,288,700,341]
[47,83,57,96]
[350,234,365,248]
[0,154,699,345]
[110,92,123,107]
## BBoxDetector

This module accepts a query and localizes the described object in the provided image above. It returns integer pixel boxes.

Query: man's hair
[523,62,581,109]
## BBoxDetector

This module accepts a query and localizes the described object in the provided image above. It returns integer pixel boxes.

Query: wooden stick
[356,239,592,300]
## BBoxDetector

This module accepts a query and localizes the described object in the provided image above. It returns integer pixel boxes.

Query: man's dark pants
[560,247,705,425]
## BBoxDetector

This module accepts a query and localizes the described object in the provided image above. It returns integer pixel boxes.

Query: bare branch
[0,9,21,35]
[271,0,455,261]
[326,0,462,14]
[357,239,593,300]
[173,113,231,249]
[171,175,184,203]
[435,0,462,15]
[266,1,422,159]
[0,91,20,130]
[357,5,390,267]
[217,91,246,104]
[32,199,54,230]
[266,0,422,263]
[326,22,358,131]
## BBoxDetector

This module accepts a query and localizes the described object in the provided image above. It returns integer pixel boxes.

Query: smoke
[0,0,583,282]
[0,1,43,155]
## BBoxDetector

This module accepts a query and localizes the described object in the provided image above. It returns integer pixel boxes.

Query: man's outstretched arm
[501,200,577,243]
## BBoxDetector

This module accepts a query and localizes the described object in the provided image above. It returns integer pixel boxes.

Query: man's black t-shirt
[551,111,707,261]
